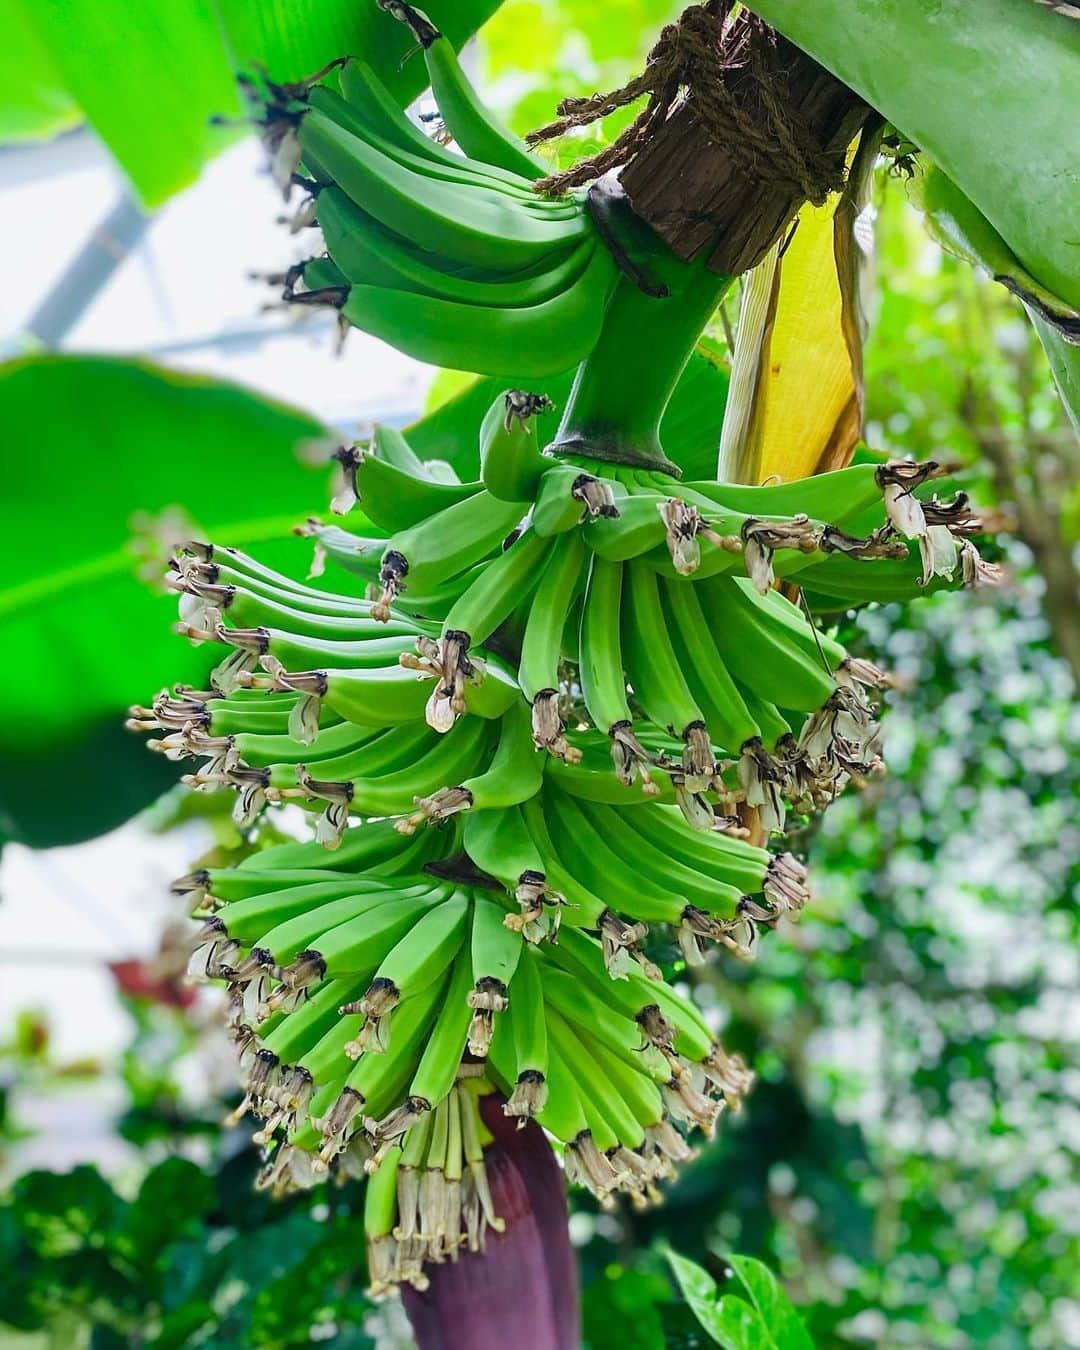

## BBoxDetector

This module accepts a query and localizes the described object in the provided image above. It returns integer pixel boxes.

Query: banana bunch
[281,399,987,834]
[132,551,803,967]
[249,5,616,376]
[173,817,752,1289]
[129,381,990,1298]
[130,0,1003,1297]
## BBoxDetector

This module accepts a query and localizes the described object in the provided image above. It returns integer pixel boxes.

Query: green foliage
[0,356,329,847]
[0,1152,377,1347]
[3,0,504,205]
[0,0,80,142]
[666,1249,814,1349]
[481,0,681,150]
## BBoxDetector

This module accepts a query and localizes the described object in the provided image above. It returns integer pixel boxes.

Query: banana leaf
[911,163,1080,439]
[3,0,505,207]
[0,355,331,847]
[0,0,79,142]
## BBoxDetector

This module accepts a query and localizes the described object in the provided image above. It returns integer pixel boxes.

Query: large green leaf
[217,0,505,90]
[7,0,504,206]
[746,0,1080,311]
[0,355,330,846]
[0,1,80,143]
[910,164,1080,440]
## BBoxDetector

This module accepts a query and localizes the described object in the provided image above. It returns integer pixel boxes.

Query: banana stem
[550,255,733,476]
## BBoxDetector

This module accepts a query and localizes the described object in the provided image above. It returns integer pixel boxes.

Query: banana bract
[133,4,999,1295]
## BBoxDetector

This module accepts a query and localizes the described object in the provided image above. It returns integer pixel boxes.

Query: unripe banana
[479,389,554,503]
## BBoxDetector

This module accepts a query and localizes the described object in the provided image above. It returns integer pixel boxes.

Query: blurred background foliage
[2,2,1078,1347]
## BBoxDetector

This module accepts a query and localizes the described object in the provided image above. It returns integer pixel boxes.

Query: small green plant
[666,1248,814,1350]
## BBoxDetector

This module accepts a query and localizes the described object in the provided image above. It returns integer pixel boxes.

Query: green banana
[685,463,885,521]
[379,492,524,604]
[545,740,679,807]
[297,111,586,272]
[518,530,586,758]
[462,800,546,895]
[308,890,449,979]
[184,543,359,604]
[319,653,517,728]
[366,422,428,477]
[628,804,772,894]
[621,562,711,781]
[211,878,399,943]
[696,577,837,713]
[551,928,713,1062]
[534,1038,590,1145]
[301,255,348,292]
[470,896,522,993]
[660,575,762,754]
[578,556,632,735]
[336,438,482,535]
[259,975,367,1063]
[466,896,522,1055]
[439,527,550,646]
[349,891,471,1053]
[540,968,668,1084]
[406,950,475,1107]
[479,389,554,503]
[337,58,556,202]
[518,795,606,929]
[235,815,426,874]
[318,183,592,301]
[283,718,495,826]
[308,82,562,211]
[253,888,434,967]
[300,523,388,584]
[413,22,548,182]
[502,951,549,1117]
[547,1009,644,1148]
[579,1029,666,1134]
[532,463,622,537]
[232,719,383,769]
[571,795,746,916]
[455,699,544,809]
[740,582,847,669]
[338,251,613,379]
[544,1026,621,1154]
[220,628,416,677]
[542,786,689,926]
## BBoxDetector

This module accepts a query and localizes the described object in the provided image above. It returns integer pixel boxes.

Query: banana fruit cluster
[169,815,754,1287]
[131,399,986,1285]
[252,11,616,376]
[131,1,999,1295]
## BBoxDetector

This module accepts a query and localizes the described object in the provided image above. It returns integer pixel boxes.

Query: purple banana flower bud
[401,1093,579,1350]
